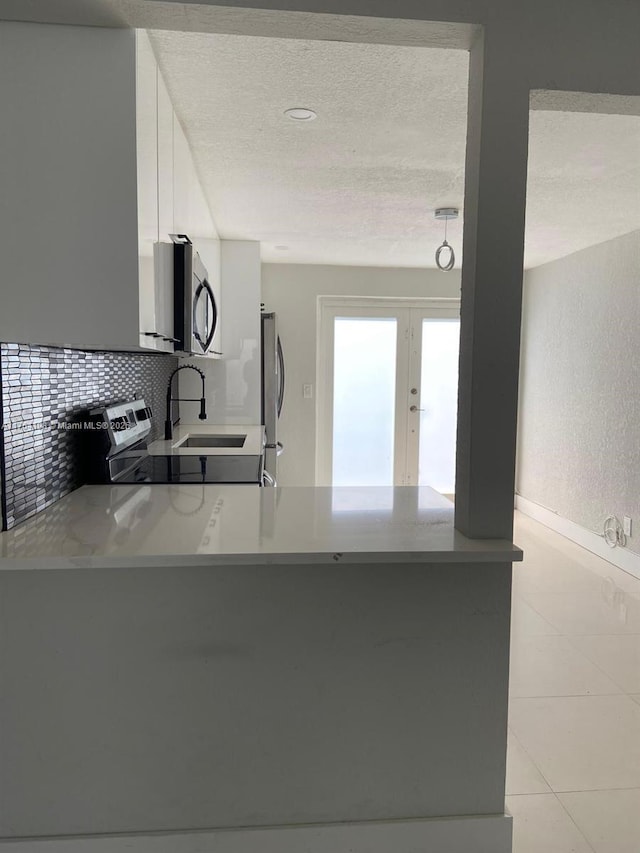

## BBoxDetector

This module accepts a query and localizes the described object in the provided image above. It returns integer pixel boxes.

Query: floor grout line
[505,727,555,792]
[554,785,640,794]
[550,792,598,853]
[509,690,634,696]
[561,634,640,695]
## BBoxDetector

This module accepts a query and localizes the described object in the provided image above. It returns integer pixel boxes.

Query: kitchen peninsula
[0,485,521,853]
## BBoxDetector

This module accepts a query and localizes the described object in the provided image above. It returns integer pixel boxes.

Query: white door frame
[316,296,460,486]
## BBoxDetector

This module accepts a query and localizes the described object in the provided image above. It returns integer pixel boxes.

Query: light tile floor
[507,512,640,853]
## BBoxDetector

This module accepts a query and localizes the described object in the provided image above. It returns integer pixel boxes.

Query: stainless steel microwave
[172,234,222,357]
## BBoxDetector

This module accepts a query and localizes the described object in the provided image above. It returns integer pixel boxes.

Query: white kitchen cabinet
[157,69,174,242]
[173,115,216,240]
[152,241,175,350]
[137,32,174,353]
[173,117,193,236]
[136,30,161,351]
[190,166,215,238]
[154,62,177,351]
[0,23,139,350]
[0,23,218,353]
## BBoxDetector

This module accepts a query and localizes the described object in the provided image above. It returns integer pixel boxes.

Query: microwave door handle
[277,336,285,417]
[192,280,217,353]
[202,281,217,352]
[192,282,205,351]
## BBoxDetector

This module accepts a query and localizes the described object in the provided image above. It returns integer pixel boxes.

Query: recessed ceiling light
[284,108,317,122]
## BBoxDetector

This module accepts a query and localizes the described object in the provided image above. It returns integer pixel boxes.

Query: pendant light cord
[435,212,456,271]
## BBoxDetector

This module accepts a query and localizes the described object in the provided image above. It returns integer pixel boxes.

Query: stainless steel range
[81,399,263,485]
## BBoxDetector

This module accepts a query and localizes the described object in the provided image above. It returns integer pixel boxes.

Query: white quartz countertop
[0,485,522,570]
[147,424,265,457]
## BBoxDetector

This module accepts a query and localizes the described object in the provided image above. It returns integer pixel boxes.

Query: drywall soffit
[0,0,480,47]
[531,90,640,116]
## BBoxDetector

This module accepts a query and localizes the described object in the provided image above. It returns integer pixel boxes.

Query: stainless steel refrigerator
[261,311,285,485]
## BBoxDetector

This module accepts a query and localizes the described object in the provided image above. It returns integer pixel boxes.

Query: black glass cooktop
[114,454,262,485]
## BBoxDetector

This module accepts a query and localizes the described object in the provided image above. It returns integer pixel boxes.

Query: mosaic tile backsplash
[0,343,179,530]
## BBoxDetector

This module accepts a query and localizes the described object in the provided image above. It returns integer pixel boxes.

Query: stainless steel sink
[178,434,247,448]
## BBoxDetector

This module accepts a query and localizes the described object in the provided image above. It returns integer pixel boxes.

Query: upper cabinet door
[155,65,176,350]
[136,30,160,348]
[157,68,174,242]
[173,117,192,236]
[173,116,216,239]
[191,169,215,238]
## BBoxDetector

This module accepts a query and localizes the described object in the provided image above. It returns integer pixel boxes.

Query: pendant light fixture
[435,207,459,271]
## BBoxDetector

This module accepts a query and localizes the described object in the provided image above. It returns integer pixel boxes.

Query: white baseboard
[0,814,512,853]
[515,495,640,582]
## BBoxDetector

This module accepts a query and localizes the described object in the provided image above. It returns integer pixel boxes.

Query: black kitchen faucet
[164,364,207,440]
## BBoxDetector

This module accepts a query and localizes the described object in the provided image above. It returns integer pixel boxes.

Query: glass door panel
[417,319,460,493]
[332,317,397,486]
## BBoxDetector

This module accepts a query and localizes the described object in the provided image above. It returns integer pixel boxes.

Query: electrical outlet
[303,384,313,399]
[623,516,632,537]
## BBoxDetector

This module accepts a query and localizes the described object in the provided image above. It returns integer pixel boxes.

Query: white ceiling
[149,30,640,269]
[150,32,468,267]
[525,110,640,268]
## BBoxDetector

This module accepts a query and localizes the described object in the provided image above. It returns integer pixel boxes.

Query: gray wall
[517,229,640,553]
[262,263,461,486]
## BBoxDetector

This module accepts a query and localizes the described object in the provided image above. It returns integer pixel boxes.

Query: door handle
[409,405,425,413]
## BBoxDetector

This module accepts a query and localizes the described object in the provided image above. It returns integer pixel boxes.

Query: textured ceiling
[525,110,640,268]
[149,30,640,268]
[151,31,468,267]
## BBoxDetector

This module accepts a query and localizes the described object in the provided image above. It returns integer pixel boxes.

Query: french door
[317,298,460,493]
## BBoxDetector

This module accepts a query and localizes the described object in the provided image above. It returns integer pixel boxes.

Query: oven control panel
[89,399,152,452]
